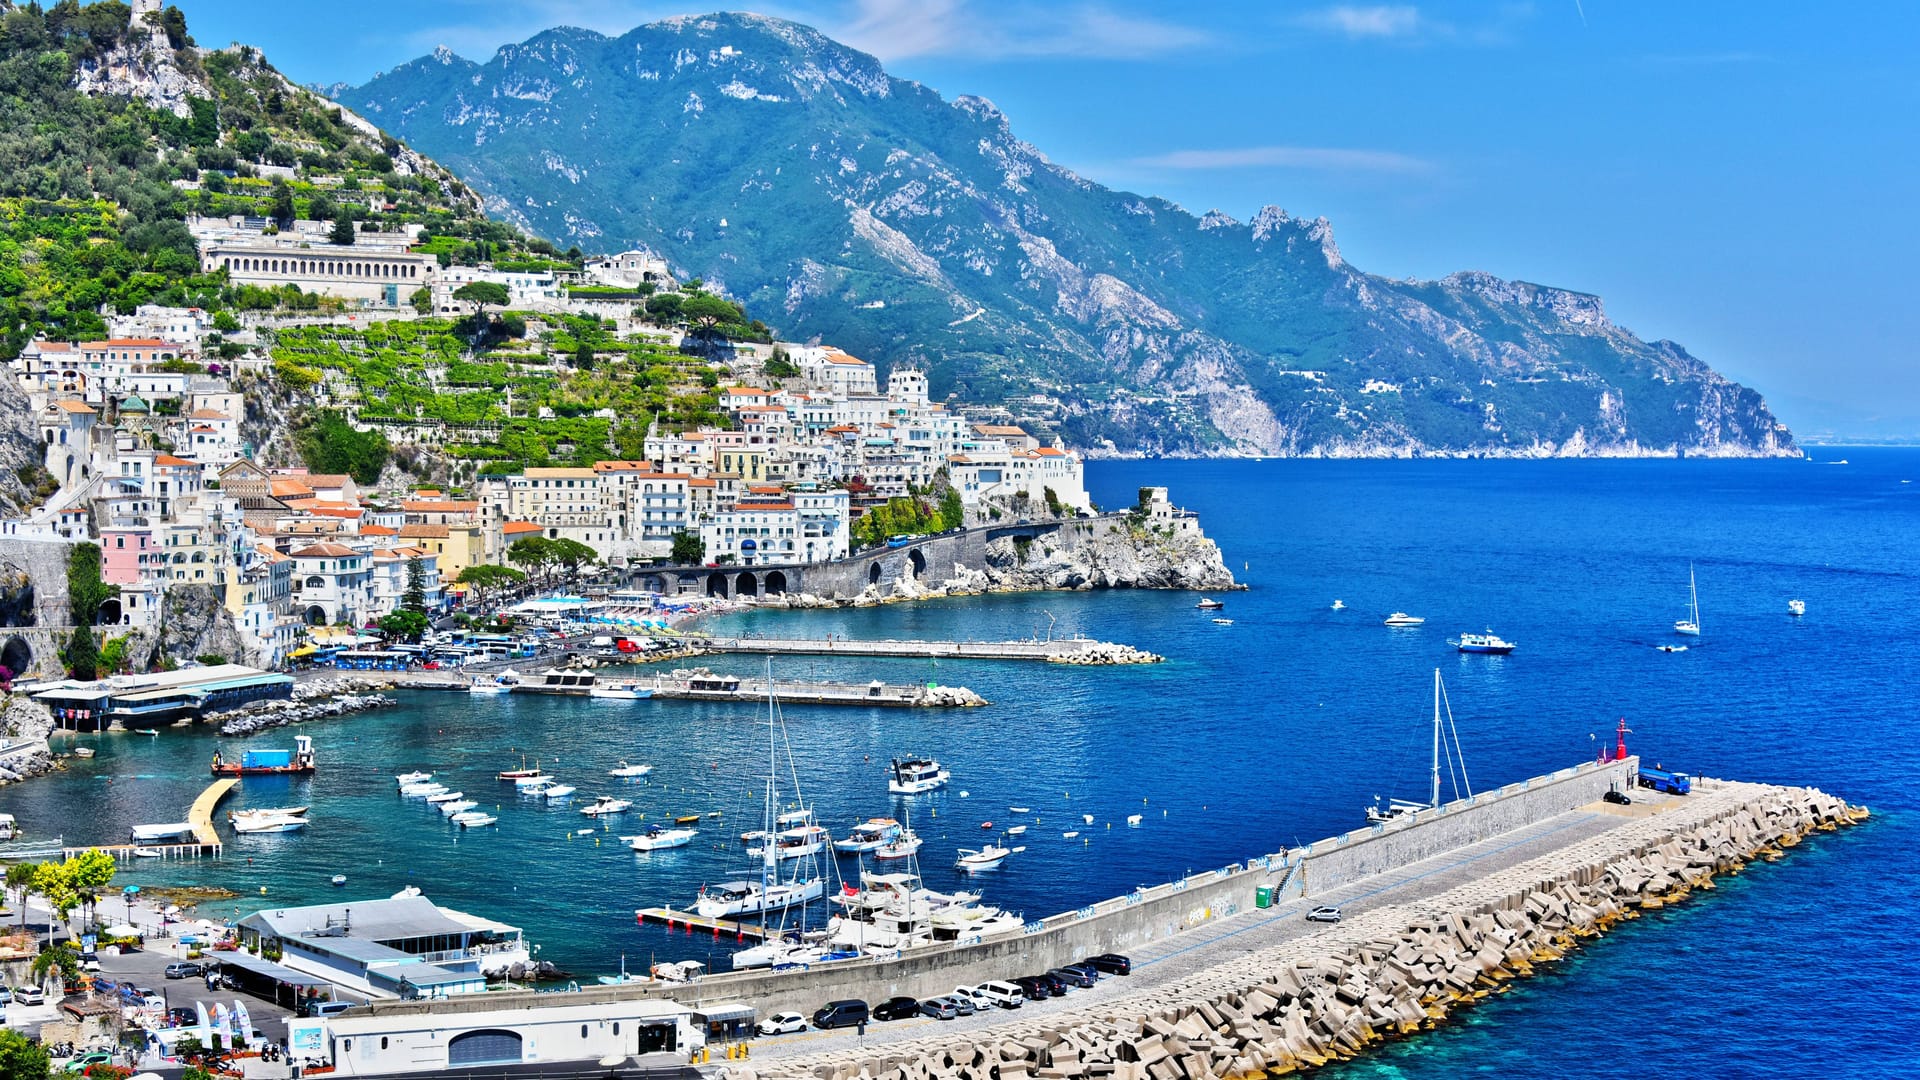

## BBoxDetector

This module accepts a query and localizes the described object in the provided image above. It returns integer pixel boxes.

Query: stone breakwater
[216,675,401,735]
[733,780,1864,1080]
[1048,643,1163,666]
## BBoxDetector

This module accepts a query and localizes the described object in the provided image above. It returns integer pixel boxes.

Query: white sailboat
[706,665,827,929]
[1674,564,1702,637]
[1366,669,1474,824]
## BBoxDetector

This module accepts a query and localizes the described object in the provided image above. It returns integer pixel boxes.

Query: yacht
[1788,599,1806,617]
[747,824,829,861]
[1383,612,1425,627]
[623,825,697,851]
[1674,564,1702,636]
[1450,631,1516,655]
[825,870,984,954]
[833,817,903,854]
[608,761,652,778]
[928,904,1026,943]
[1367,669,1475,824]
[438,799,478,817]
[580,796,632,817]
[888,757,951,795]
[694,877,827,919]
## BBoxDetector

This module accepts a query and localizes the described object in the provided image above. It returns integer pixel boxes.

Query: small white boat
[467,680,513,696]
[1082,813,1095,825]
[1383,612,1425,627]
[395,771,432,785]
[624,826,697,850]
[400,782,448,798]
[1126,814,1143,827]
[1211,618,1233,625]
[425,790,465,805]
[453,812,498,829]
[330,875,347,886]
[1658,644,1689,653]
[955,844,1018,873]
[514,773,555,789]
[1196,598,1224,610]
[1006,825,1028,836]
[233,814,308,835]
[888,757,950,795]
[872,829,923,861]
[1674,564,1702,636]
[439,799,479,817]
[833,817,903,853]
[581,796,632,817]
[1331,600,1345,610]
[608,761,652,778]
[1061,830,1080,839]
[575,828,595,837]
[589,683,654,701]
[231,806,310,821]
[541,784,578,801]
[1788,599,1806,616]
[73,747,95,758]
[132,847,163,858]
[1008,806,1030,814]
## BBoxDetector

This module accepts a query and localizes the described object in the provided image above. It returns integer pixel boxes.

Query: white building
[290,542,373,626]
[583,249,672,288]
[285,998,704,1076]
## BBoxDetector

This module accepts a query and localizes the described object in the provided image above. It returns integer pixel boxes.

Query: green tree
[669,531,705,566]
[680,292,741,345]
[63,624,100,681]
[0,1027,49,1080]
[378,610,428,642]
[506,537,556,583]
[573,342,595,371]
[63,849,115,927]
[31,862,75,944]
[453,564,526,611]
[548,538,600,582]
[408,287,432,315]
[67,543,119,626]
[4,864,36,929]
[29,945,77,986]
[402,557,428,614]
[329,212,356,246]
[643,293,682,322]
[939,487,966,530]
[763,348,799,379]
[293,410,390,485]
[268,181,295,227]
[453,281,510,312]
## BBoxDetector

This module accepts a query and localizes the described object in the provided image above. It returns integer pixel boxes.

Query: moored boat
[232,813,308,835]
[541,783,578,801]
[888,757,950,795]
[872,829,923,861]
[833,817,903,854]
[608,761,652,778]
[589,682,654,701]
[395,771,432,785]
[954,843,1019,873]
[1383,612,1425,627]
[453,812,497,828]
[439,799,478,817]
[694,877,827,919]
[1196,598,1224,610]
[210,735,316,776]
[1450,631,1516,655]
[581,796,633,817]
[623,825,696,850]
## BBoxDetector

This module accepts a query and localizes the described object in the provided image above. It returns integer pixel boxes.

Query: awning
[216,951,333,988]
[288,645,319,658]
[693,1003,756,1024]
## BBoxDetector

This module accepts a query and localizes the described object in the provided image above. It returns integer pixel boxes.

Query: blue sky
[176,1,1920,438]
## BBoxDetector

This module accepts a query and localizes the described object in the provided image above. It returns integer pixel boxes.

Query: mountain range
[331,13,1794,458]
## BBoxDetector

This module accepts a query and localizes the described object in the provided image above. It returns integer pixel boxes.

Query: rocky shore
[1048,643,1163,666]
[0,695,57,785]
[214,675,400,735]
[735,780,1865,1080]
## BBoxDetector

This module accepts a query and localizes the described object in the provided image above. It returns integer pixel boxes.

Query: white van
[590,635,615,649]
[971,982,1026,1009]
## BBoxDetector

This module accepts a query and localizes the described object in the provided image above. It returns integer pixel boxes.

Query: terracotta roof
[592,461,652,472]
[525,467,596,479]
[412,489,445,498]
[825,425,859,434]
[724,387,771,396]
[360,524,398,537]
[187,409,231,420]
[308,507,364,519]
[973,423,1028,437]
[401,500,479,513]
[688,478,717,488]
[303,474,353,488]
[269,480,314,498]
[189,425,215,434]
[290,543,358,558]
[398,524,450,539]
[31,342,75,352]
[80,338,167,349]
[54,400,96,414]
[501,521,543,535]
[154,454,196,467]
[824,349,869,366]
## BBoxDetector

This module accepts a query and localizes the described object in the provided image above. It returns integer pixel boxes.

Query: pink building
[100,526,156,585]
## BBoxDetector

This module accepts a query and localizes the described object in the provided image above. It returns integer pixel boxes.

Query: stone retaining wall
[735,779,1864,1080]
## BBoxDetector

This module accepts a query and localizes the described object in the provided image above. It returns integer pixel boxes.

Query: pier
[635,907,775,942]
[72,777,233,860]
[696,635,1162,665]
[633,673,985,708]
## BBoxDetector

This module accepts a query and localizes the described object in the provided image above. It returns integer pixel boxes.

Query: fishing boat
[589,682,654,701]
[1450,631,1516,655]
[580,796,632,817]
[1674,564,1702,636]
[872,829,923,861]
[453,812,497,829]
[438,799,478,817]
[954,843,1021,873]
[541,783,578,801]
[497,757,543,781]
[210,735,316,777]
[1367,668,1475,824]
[1195,598,1224,610]
[623,825,696,850]
[395,771,432,785]
[232,813,308,835]
[1788,599,1806,616]
[888,757,951,795]
[608,761,652,778]
[1383,612,1425,627]
[833,817,903,853]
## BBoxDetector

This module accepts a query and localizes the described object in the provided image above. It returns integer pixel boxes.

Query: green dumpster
[1255,886,1272,909]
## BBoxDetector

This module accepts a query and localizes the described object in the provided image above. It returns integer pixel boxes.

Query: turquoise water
[7,453,1916,1075]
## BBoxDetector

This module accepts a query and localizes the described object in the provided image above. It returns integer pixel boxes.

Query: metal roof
[243,895,502,944]
[693,1003,757,1023]
[217,950,333,988]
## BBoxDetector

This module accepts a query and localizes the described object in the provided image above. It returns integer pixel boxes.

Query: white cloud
[834,0,1214,61]
[1296,5,1423,39]
[1134,145,1433,174]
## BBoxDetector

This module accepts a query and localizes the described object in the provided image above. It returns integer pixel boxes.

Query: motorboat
[747,824,829,861]
[1658,644,1689,653]
[439,799,478,817]
[1331,600,1345,610]
[1674,564,1702,636]
[833,817,903,854]
[425,790,465,805]
[513,772,555,788]
[731,936,860,970]
[541,784,578,801]
[330,875,347,886]
[1008,806,1030,814]
[130,823,195,843]
[888,757,951,795]
[623,826,697,851]
[1788,599,1806,616]
[694,877,827,919]
[1450,631,1516,655]
[395,771,432,785]
[589,682,654,701]
[954,843,1020,873]
[230,806,309,822]
[1006,825,1028,836]
[1126,814,1142,827]
[132,847,163,858]
[1367,669,1475,824]
[873,829,923,861]
[1081,813,1095,824]
[73,746,95,758]
[232,813,308,835]
[400,783,449,798]
[1383,612,1425,627]
[608,761,652,778]
[1195,598,1224,610]
[468,672,517,696]
[453,812,497,828]
[581,796,632,817]
[1211,618,1233,625]
[1062,831,1080,839]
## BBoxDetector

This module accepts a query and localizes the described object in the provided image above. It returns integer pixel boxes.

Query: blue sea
[9,452,1917,1077]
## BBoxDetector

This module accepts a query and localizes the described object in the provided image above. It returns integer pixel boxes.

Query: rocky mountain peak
[1249,205,1292,240]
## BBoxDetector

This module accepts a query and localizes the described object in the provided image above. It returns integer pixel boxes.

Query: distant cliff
[340,12,1798,459]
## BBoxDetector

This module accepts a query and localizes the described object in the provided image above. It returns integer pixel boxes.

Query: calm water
[9,454,1917,1076]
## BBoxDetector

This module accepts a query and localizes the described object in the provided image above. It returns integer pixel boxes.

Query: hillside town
[2,226,1092,672]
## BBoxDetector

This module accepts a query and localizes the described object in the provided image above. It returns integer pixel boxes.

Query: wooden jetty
[72,778,234,861]
[635,906,774,942]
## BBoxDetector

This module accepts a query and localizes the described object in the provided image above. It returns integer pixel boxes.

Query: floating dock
[73,778,234,860]
[635,907,774,942]
[635,674,983,708]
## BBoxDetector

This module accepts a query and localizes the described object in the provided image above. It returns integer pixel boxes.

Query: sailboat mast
[1430,668,1442,810]
[1691,564,1701,633]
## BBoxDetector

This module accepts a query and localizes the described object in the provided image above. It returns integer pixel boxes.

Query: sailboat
[695,665,826,923]
[1366,669,1474,824]
[1674,564,1702,637]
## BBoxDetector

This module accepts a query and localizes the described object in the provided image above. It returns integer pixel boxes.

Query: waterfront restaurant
[237,894,529,1001]
[32,664,293,730]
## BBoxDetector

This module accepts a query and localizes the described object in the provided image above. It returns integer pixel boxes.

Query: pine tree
[329,213,356,246]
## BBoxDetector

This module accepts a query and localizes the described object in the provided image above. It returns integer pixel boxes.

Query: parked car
[162,962,201,980]
[302,1000,357,1018]
[1050,965,1097,989]
[1033,971,1070,996]
[919,997,959,1021]
[1306,906,1343,923]
[1603,789,1633,805]
[1011,976,1052,1001]
[954,985,994,1011]
[938,992,978,1017]
[972,981,1027,1009]
[62,1052,113,1074]
[872,996,920,1021]
[13,986,44,1005]
[0,987,11,1006]
[812,999,869,1030]
[757,1012,806,1036]
[1088,953,1133,976]
[168,1008,197,1028]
